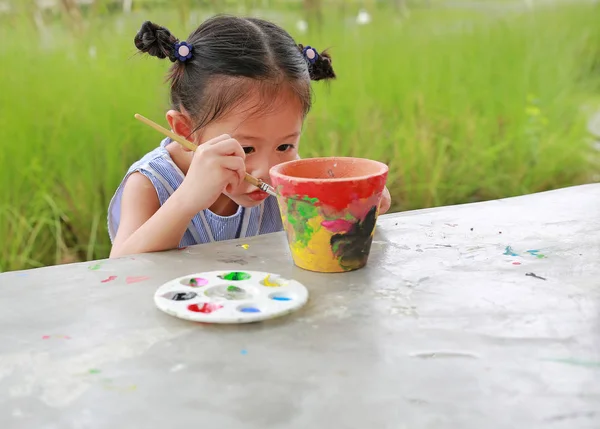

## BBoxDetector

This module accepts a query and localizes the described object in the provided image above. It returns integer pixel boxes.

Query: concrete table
[1,184,599,429]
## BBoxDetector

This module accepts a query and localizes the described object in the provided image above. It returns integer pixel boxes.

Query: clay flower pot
[270,157,388,273]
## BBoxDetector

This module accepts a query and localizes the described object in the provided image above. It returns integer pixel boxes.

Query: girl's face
[197,89,303,208]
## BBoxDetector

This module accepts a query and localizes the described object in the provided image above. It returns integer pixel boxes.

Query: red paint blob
[188,303,223,314]
[101,275,117,283]
[126,276,150,284]
[512,262,521,265]
[321,219,354,233]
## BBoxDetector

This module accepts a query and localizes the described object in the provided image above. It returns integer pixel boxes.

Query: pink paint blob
[348,193,383,220]
[42,335,50,340]
[126,276,150,284]
[188,277,209,287]
[321,219,354,233]
[512,262,522,265]
[101,275,117,283]
[188,303,223,314]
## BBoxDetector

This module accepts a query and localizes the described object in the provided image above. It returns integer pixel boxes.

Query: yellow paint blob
[240,244,249,250]
[262,275,280,287]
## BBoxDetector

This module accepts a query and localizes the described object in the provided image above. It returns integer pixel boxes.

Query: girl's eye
[277,144,295,152]
[243,147,255,155]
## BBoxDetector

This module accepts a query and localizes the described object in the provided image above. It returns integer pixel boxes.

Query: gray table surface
[1,184,599,429]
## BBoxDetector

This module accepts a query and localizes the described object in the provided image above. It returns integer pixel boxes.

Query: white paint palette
[154,270,309,324]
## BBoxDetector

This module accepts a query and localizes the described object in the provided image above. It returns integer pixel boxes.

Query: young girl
[108,16,391,257]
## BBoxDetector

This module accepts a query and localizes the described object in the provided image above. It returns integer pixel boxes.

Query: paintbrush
[134,114,277,197]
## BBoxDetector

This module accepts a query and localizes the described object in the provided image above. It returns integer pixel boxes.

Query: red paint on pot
[270,157,388,212]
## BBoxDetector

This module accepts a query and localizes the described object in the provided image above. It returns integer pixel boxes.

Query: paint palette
[154,270,309,324]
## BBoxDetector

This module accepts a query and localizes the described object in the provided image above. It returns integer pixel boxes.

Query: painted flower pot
[270,157,388,273]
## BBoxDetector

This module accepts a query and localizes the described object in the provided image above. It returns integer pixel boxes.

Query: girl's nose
[248,158,272,183]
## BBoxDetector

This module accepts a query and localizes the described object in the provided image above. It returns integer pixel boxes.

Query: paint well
[181,277,209,287]
[269,292,293,302]
[219,272,251,281]
[238,306,261,313]
[204,285,249,300]
[261,274,285,287]
[162,291,197,301]
[188,303,223,314]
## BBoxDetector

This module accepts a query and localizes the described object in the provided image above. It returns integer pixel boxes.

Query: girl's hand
[175,134,246,214]
[379,186,392,215]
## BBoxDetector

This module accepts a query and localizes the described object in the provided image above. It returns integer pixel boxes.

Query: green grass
[0,2,599,271]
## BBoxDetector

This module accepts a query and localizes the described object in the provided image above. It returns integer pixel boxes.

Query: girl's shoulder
[127,138,178,173]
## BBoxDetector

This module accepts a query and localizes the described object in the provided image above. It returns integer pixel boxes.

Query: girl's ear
[166,110,200,151]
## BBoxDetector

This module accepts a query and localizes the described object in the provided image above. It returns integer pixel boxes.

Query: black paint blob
[330,206,377,271]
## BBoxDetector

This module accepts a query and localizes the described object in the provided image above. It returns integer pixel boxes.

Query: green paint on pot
[302,196,319,204]
[286,196,320,247]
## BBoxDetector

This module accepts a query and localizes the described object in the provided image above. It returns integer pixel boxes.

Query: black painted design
[330,206,377,270]
[165,291,198,301]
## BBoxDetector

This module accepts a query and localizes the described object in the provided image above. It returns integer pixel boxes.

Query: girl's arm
[109,173,198,257]
[110,135,247,257]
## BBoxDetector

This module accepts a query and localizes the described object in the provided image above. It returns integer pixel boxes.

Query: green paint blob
[286,196,320,247]
[302,196,319,204]
[89,369,101,374]
[220,272,251,281]
[227,285,243,292]
[543,358,600,368]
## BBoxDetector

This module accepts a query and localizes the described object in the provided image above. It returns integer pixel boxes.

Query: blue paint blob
[240,307,261,313]
[271,296,292,301]
[503,246,518,257]
[526,249,546,259]
[240,349,248,355]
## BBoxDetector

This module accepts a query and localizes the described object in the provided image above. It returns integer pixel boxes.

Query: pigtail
[298,44,336,81]
[134,21,179,63]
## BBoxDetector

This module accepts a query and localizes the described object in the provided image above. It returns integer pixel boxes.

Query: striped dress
[107,138,283,246]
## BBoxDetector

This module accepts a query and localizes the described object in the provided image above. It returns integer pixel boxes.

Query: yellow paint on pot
[288,216,345,273]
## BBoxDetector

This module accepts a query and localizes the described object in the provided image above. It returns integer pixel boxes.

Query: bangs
[187,75,311,137]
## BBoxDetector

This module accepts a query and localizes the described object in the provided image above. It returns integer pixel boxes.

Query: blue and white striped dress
[108,138,283,247]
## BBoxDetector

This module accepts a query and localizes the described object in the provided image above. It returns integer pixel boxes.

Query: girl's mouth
[247,190,269,201]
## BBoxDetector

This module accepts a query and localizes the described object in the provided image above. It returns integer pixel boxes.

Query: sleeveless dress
[107,138,283,246]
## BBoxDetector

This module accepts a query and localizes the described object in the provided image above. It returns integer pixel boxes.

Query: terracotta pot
[270,157,388,273]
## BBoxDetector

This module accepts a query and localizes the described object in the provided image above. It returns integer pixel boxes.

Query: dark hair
[134,16,335,133]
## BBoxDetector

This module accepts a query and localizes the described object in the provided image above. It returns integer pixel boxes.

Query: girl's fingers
[220,155,246,187]
[209,139,246,159]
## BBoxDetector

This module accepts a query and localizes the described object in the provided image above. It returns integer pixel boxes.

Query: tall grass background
[0,0,599,271]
